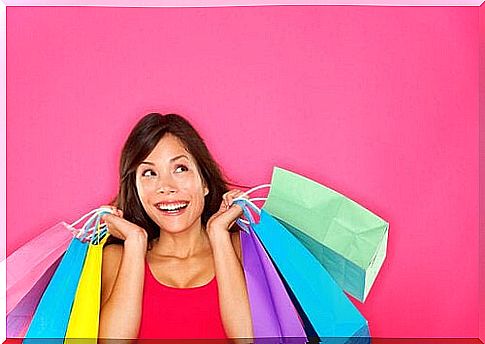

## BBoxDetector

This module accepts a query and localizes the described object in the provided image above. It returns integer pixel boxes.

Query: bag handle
[67,208,113,243]
[234,200,255,232]
[69,209,101,228]
[241,184,271,196]
[232,183,270,227]
[235,183,271,214]
[84,212,107,244]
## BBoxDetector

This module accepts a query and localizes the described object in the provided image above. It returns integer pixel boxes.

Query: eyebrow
[140,155,190,166]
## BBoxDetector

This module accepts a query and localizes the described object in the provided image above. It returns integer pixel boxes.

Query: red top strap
[138,260,228,339]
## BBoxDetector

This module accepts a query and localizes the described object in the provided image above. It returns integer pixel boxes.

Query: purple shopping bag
[241,229,306,341]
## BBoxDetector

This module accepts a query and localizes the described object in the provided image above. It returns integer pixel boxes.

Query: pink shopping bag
[6,222,73,315]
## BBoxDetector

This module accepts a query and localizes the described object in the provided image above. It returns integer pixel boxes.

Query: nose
[157,187,176,194]
[156,174,178,194]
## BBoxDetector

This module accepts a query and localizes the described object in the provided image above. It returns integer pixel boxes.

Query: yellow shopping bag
[65,229,109,340]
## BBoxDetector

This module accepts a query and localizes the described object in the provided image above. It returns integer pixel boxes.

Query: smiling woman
[97,113,253,340]
[136,135,209,236]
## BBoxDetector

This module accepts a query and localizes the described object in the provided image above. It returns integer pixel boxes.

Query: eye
[174,165,188,173]
[141,169,156,177]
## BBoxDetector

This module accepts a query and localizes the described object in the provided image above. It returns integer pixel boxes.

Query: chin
[157,220,201,235]
[159,226,190,234]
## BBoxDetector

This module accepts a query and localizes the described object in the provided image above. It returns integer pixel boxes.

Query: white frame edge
[1,0,485,6]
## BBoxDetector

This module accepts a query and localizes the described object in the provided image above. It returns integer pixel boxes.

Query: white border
[1,0,5,342]
[1,0,483,343]
[2,0,484,6]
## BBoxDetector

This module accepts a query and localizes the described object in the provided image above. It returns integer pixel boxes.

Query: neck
[149,222,210,259]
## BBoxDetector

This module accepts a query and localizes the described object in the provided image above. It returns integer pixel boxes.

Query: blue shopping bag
[236,199,370,344]
[23,209,111,341]
[24,238,89,340]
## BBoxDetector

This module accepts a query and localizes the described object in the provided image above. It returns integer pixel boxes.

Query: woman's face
[135,133,209,234]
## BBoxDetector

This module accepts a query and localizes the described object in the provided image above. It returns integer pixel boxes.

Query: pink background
[480,3,485,343]
[6,5,479,338]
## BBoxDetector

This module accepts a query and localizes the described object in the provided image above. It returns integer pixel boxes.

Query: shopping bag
[7,257,62,338]
[240,226,306,341]
[23,237,88,340]
[236,199,370,344]
[6,222,73,315]
[65,232,109,340]
[263,167,389,302]
[24,209,111,340]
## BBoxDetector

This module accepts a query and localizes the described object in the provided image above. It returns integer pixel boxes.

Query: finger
[222,193,229,208]
[101,213,117,225]
[220,193,245,213]
[224,191,239,207]
[226,202,244,216]
[99,206,120,218]
[101,214,126,239]
[228,190,246,206]
[110,206,120,216]
[224,190,240,207]
[102,213,125,227]
[115,208,123,217]
[101,214,114,231]
[217,200,228,213]
[223,189,247,209]
[220,194,229,209]
[218,204,243,228]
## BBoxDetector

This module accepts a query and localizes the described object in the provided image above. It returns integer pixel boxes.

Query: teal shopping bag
[236,200,370,344]
[263,167,389,302]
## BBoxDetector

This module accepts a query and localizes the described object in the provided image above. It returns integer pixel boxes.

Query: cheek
[136,181,151,208]
[181,183,206,209]
[178,177,204,195]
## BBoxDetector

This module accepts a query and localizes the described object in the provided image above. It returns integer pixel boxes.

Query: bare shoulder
[230,231,242,262]
[103,243,124,259]
[102,244,124,271]
[101,244,124,307]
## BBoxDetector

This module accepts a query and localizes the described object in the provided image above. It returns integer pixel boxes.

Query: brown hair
[107,113,238,248]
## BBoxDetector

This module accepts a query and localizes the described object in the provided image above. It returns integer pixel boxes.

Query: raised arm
[98,210,148,340]
[206,190,253,339]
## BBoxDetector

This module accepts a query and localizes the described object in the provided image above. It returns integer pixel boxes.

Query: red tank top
[138,260,228,339]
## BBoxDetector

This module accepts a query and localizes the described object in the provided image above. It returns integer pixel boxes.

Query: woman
[98,113,253,339]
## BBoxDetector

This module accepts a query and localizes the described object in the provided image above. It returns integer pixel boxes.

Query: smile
[155,201,189,215]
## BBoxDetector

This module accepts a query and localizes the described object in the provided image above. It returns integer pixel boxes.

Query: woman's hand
[100,206,148,244]
[206,190,247,239]
[205,190,254,338]
[99,205,147,340]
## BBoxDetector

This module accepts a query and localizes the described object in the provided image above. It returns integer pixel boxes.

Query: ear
[204,186,209,196]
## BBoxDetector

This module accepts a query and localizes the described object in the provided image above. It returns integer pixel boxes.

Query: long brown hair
[107,113,239,248]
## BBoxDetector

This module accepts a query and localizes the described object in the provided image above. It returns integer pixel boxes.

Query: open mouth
[155,201,189,215]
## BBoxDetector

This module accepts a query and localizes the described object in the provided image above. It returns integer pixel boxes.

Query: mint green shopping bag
[263,167,389,302]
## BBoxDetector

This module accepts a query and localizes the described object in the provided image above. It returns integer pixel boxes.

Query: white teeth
[157,202,188,211]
